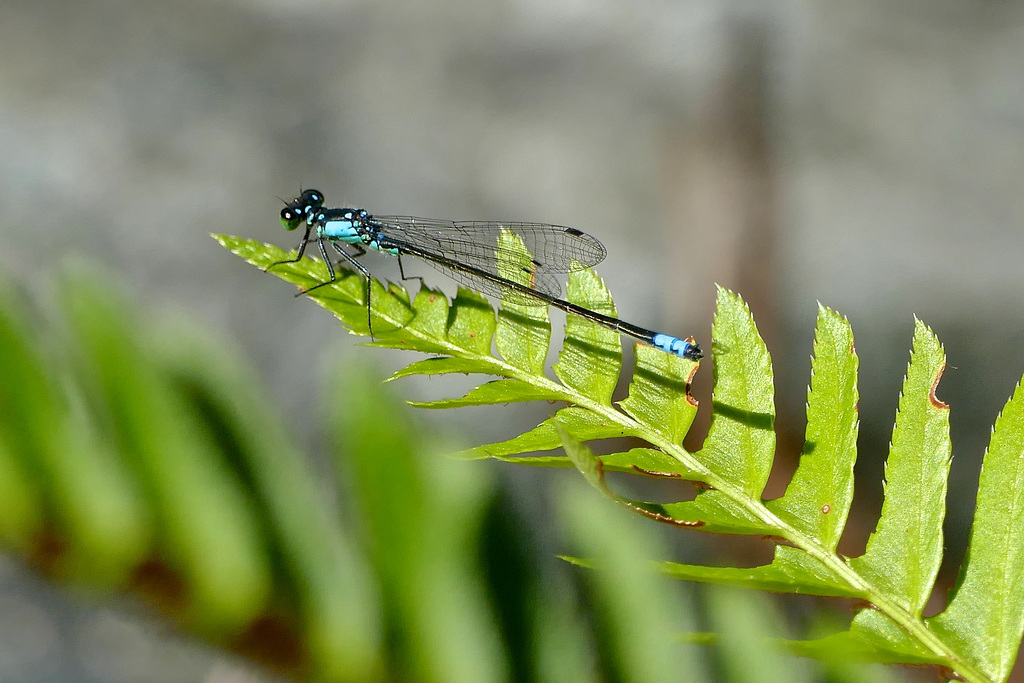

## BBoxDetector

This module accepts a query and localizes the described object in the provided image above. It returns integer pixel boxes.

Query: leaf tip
[714,284,742,305]
[909,317,948,409]
[911,317,943,352]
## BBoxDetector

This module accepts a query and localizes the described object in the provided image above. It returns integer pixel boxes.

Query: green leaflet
[456,448,703,479]
[657,546,862,599]
[391,285,453,352]
[660,287,777,531]
[603,447,704,479]
[447,288,496,355]
[409,379,568,409]
[495,231,551,373]
[929,376,1024,681]
[387,357,498,382]
[620,344,700,446]
[553,268,622,403]
[698,286,775,497]
[658,491,774,535]
[780,628,942,666]
[850,319,950,617]
[455,407,629,460]
[766,305,858,548]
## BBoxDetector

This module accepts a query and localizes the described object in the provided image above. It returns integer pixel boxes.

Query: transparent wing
[370,216,607,305]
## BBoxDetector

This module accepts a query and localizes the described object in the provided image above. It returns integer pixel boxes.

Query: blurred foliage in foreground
[0,266,893,682]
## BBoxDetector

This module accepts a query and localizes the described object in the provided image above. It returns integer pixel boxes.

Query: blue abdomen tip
[652,333,703,361]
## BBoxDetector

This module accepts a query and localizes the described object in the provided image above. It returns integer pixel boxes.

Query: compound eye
[280,205,306,230]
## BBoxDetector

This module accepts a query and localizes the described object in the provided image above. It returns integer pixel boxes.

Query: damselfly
[267,189,702,361]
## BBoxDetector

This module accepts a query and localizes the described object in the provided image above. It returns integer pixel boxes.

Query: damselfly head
[280,189,325,230]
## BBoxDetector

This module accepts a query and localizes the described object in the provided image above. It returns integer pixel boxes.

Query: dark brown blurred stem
[660,23,785,480]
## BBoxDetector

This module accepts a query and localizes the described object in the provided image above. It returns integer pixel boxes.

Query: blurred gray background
[2,0,1024,680]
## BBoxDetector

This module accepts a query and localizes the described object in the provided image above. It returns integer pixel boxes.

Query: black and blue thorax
[316,208,399,255]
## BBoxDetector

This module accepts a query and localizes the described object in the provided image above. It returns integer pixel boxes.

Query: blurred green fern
[0,263,753,682]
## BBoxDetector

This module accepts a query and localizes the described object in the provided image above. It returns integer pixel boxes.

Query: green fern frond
[219,233,1024,683]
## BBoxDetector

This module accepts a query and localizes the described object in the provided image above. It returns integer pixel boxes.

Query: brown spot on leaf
[930,363,949,409]
[631,465,682,478]
[822,504,831,514]
[625,502,705,527]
